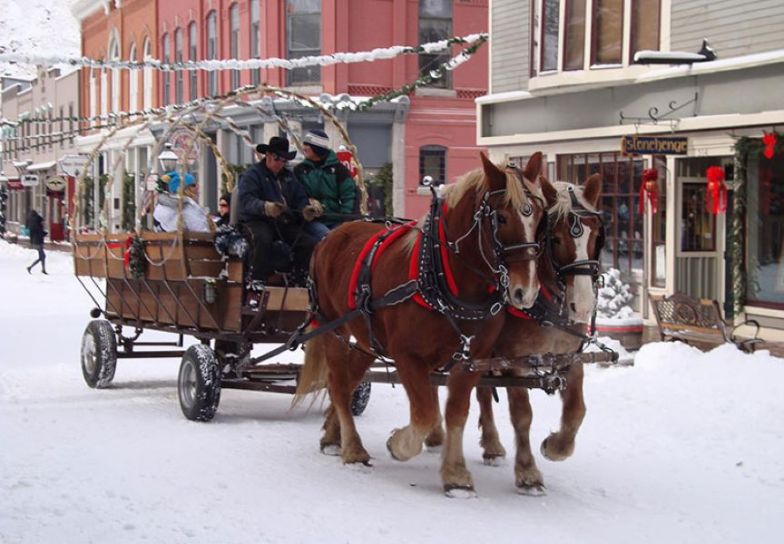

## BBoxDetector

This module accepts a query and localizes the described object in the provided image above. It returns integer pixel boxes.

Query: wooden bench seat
[649,292,764,353]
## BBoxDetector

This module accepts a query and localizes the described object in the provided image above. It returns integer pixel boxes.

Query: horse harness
[308,178,543,367]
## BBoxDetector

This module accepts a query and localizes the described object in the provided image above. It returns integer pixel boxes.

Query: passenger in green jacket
[294,129,356,240]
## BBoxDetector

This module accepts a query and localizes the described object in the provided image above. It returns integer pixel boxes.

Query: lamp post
[158,142,179,174]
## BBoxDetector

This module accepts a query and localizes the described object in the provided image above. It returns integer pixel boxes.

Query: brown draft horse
[439,173,603,496]
[294,153,548,492]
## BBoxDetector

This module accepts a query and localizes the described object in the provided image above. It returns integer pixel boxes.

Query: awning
[27,161,57,172]
[6,178,23,190]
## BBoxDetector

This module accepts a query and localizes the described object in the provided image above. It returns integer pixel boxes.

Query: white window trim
[529,0,671,91]
[129,44,138,113]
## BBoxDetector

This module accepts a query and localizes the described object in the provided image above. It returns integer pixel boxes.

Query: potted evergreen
[594,268,644,350]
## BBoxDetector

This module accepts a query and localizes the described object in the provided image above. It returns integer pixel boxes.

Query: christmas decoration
[0,186,7,237]
[638,168,659,214]
[762,131,777,160]
[125,235,146,279]
[0,33,486,73]
[597,268,636,319]
[706,166,727,214]
[337,145,358,178]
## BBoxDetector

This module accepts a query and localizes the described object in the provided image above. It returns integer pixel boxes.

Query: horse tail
[292,329,330,409]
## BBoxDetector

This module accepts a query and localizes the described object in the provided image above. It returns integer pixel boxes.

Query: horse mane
[445,167,528,212]
[548,180,598,220]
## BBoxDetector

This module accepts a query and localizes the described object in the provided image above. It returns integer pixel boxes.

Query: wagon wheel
[350,380,372,416]
[81,320,118,389]
[178,344,221,422]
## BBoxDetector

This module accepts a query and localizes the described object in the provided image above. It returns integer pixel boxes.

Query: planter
[594,316,643,351]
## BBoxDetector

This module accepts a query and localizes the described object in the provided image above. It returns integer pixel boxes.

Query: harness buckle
[490,301,503,316]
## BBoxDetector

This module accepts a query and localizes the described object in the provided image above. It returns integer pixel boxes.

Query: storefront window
[746,153,784,306]
[680,183,716,252]
[558,152,644,309]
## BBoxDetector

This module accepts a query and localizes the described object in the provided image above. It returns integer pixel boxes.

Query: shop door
[674,159,730,301]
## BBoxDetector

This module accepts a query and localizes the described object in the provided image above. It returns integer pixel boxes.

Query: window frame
[174,28,184,104]
[230,3,241,90]
[162,32,171,105]
[419,145,448,186]
[286,0,322,86]
[207,11,218,96]
[418,0,453,89]
[250,0,261,86]
[188,22,198,101]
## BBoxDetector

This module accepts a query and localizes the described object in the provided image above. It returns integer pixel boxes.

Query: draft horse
[294,153,548,493]
[445,173,604,495]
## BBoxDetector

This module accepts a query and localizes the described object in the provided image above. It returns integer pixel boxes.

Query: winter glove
[308,198,324,217]
[302,205,318,222]
[264,201,286,218]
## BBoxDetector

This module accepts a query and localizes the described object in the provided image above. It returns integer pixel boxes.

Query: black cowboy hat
[256,136,297,161]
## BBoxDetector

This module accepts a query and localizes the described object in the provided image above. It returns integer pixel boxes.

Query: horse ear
[480,152,507,192]
[523,152,543,182]
[583,173,602,206]
[540,175,559,208]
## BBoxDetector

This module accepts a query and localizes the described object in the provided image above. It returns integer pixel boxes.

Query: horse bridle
[551,185,604,282]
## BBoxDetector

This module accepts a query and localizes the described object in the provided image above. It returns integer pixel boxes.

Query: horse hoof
[444,485,477,499]
[516,482,546,496]
[344,459,373,470]
[541,435,573,462]
[482,454,505,467]
[425,444,442,454]
[321,444,341,456]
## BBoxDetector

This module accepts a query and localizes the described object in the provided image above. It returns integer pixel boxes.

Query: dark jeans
[29,244,46,271]
[243,218,317,282]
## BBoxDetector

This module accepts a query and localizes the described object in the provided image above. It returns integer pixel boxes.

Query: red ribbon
[762,132,777,160]
[705,166,727,214]
[638,168,659,215]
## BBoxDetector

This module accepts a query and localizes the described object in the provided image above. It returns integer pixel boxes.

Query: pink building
[156,0,488,217]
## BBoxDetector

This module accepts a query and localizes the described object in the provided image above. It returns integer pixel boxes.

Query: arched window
[230,3,241,89]
[161,33,171,104]
[206,11,218,95]
[128,43,138,113]
[419,145,447,185]
[286,0,321,86]
[188,22,198,100]
[174,28,184,104]
[418,0,452,88]
[250,1,261,85]
[108,34,121,112]
[142,37,153,109]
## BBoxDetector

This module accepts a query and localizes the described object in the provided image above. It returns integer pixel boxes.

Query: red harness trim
[347,221,417,310]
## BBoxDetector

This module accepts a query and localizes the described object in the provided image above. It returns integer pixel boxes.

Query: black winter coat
[26,211,46,246]
[237,161,309,223]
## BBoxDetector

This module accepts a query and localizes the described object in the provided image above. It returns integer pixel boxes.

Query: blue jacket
[238,161,309,222]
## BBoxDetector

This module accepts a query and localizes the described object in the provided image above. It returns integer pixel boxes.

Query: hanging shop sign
[45,176,67,192]
[7,178,23,190]
[59,154,90,177]
[621,135,688,156]
[21,174,39,187]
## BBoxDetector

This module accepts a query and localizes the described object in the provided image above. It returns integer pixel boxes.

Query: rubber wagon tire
[81,319,117,389]
[350,380,372,416]
[178,344,221,422]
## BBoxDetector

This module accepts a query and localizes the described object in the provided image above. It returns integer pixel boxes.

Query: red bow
[123,236,132,267]
[762,132,777,160]
[705,166,727,214]
[638,168,659,215]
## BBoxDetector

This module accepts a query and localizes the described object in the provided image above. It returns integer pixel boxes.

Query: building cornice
[71,0,107,22]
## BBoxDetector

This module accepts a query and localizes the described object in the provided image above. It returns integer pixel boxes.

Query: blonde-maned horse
[440,173,603,495]
[294,153,548,495]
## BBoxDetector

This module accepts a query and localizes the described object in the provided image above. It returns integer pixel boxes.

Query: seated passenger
[215,192,232,227]
[153,172,211,232]
[294,129,356,240]
[237,136,320,286]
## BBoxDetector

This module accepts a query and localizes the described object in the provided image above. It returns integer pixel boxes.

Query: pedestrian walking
[26,209,48,274]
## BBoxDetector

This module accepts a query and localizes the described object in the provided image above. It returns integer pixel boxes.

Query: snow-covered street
[1,241,783,544]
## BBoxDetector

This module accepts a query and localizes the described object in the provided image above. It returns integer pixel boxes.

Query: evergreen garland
[127,235,146,280]
[731,131,784,316]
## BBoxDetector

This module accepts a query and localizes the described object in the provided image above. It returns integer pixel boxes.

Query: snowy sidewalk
[0,240,782,544]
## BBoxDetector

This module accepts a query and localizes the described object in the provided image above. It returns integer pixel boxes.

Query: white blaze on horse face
[568,227,595,323]
[509,208,540,309]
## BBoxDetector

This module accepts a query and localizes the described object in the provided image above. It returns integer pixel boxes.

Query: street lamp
[158,142,179,173]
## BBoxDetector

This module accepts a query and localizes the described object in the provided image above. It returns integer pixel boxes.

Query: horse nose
[512,287,535,309]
